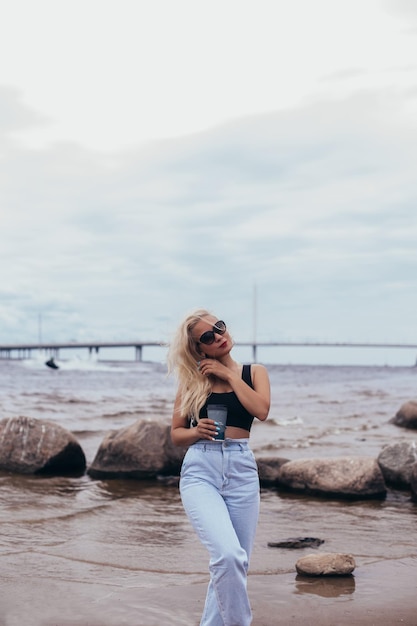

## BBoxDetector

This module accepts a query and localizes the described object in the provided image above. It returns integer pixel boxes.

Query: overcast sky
[1,0,417,365]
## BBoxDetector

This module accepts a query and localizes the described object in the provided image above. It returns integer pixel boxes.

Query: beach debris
[377,440,417,488]
[390,400,417,429]
[276,456,386,499]
[268,537,324,549]
[0,416,86,475]
[295,552,356,577]
[88,418,187,480]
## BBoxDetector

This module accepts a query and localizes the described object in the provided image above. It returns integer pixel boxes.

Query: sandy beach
[1,558,416,626]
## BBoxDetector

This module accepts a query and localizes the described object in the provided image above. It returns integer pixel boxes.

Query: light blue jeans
[180,439,260,626]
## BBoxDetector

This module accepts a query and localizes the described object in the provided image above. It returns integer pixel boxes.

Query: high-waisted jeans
[179,439,260,626]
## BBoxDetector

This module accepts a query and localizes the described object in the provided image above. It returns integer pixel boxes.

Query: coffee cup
[207,404,228,440]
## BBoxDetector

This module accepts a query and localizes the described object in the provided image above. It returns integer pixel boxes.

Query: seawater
[0,358,416,625]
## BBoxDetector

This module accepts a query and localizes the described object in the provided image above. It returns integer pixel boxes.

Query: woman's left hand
[198,358,230,381]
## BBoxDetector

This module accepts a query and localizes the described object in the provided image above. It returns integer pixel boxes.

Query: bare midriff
[224,426,250,439]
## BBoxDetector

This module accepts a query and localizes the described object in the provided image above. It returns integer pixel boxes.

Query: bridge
[1,340,417,363]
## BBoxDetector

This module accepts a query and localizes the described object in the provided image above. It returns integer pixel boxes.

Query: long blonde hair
[167,308,213,421]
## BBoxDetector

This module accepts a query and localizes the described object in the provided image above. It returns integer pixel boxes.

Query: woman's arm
[198,361,271,421]
[228,363,270,420]
[171,390,219,446]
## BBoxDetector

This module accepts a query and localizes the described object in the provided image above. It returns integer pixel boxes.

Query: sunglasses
[197,320,227,345]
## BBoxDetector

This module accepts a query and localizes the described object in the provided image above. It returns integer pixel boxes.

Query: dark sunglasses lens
[199,331,215,345]
[214,321,226,334]
[198,321,226,345]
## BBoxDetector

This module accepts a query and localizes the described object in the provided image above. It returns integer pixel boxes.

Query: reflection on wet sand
[295,574,356,597]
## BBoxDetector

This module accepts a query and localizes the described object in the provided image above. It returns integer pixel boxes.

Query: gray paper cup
[207,404,228,440]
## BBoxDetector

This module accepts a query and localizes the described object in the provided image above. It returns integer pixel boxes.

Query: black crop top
[198,364,255,432]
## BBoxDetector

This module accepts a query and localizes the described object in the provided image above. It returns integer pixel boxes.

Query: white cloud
[1,84,415,349]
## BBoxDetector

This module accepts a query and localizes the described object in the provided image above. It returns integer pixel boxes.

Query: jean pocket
[240,449,258,471]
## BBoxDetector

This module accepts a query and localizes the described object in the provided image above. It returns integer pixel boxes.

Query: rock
[268,537,324,549]
[296,552,356,576]
[277,456,386,499]
[377,441,417,487]
[0,416,86,475]
[88,418,187,479]
[410,463,417,502]
[390,401,417,429]
[256,456,290,486]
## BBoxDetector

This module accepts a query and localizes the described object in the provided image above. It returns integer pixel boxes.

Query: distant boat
[45,357,59,370]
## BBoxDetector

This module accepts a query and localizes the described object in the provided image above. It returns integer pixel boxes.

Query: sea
[0,354,416,625]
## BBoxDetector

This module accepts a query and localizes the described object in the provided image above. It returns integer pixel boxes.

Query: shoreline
[1,558,416,625]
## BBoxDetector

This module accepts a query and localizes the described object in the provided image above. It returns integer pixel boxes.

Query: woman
[168,309,270,626]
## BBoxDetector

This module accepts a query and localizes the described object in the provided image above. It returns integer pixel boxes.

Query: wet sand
[1,557,416,625]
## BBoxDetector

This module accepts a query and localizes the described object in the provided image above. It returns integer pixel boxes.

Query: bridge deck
[1,340,417,362]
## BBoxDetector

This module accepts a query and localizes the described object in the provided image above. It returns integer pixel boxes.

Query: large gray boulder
[277,456,386,499]
[88,419,187,479]
[410,463,417,502]
[256,456,290,486]
[377,441,417,487]
[0,416,86,475]
[390,401,417,429]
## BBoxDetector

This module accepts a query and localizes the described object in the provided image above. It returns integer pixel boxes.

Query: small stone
[295,552,356,576]
[390,401,417,429]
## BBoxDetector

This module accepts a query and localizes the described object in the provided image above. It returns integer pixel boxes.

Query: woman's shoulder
[249,363,270,382]
[249,363,268,373]
[241,363,269,386]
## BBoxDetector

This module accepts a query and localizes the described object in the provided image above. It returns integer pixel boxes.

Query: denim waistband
[191,438,250,451]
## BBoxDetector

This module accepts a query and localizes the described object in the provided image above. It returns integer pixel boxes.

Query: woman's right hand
[196,418,219,440]
[171,391,220,446]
